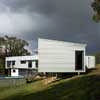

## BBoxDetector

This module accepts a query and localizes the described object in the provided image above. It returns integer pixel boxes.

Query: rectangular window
[36,60,38,68]
[7,61,11,67]
[21,60,26,64]
[12,61,15,65]
[28,61,32,68]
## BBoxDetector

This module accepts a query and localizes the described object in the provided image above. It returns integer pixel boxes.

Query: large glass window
[75,51,84,70]
[7,61,15,67]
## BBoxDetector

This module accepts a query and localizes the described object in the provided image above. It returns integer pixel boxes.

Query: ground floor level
[6,68,37,77]
[0,65,99,100]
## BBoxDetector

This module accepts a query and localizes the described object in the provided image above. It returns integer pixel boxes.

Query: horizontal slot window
[21,61,26,64]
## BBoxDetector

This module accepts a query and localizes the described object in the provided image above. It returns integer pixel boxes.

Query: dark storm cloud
[0,0,100,53]
[2,0,56,15]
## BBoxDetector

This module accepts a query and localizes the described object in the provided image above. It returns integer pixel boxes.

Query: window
[21,60,26,64]
[7,61,15,67]
[36,60,38,68]
[7,61,11,67]
[28,61,32,68]
[12,61,15,66]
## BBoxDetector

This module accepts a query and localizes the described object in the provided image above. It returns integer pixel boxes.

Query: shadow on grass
[4,75,100,100]
[86,68,97,74]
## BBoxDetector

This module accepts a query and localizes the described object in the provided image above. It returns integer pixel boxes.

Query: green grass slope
[0,65,100,100]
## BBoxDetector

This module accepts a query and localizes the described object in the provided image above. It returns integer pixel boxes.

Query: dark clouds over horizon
[0,0,100,54]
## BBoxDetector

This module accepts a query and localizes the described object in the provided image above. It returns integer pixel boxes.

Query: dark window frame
[20,60,26,64]
[12,61,15,66]
[28,61,32,68]
[7,61,12,67]
[36,60,38,68]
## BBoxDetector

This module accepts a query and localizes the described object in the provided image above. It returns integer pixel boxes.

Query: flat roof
[38,38,87,47]
[6,55,38,61]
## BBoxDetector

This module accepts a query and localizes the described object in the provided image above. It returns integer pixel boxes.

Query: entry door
[75,51,84,70]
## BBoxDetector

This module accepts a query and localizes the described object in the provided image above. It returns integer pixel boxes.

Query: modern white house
[38,38,87,73]
[5,55,38,77]
[5,38,96,76]
[86,56,95,69]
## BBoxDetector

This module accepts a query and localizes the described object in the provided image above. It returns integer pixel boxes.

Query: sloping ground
[88,64,100,75]
[0,65,100,100]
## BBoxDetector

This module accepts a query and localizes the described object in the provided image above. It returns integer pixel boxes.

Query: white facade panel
[38,38,86,72]
[86,56,95,69]
[6,55,38,69]
[11,69,19,76]
[32,61,36,68]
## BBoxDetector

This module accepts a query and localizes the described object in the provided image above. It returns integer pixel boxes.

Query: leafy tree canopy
[0,35,31,70]
[4,36,30,56]
[91,0,100,22]
[0,35,31,56]
[94,52,100,64]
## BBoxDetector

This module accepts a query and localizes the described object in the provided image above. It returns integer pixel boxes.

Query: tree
[0,35,30,71]
[91,0,100,22]
[4,36,30,56]
[94,52,100,64]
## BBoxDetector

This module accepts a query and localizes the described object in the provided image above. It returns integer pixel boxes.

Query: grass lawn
[0,65,100,100]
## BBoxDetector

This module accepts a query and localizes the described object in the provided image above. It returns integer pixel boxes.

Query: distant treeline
[94,52,100,64]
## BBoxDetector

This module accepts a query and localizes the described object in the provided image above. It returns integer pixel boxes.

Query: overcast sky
[0,0,100,54]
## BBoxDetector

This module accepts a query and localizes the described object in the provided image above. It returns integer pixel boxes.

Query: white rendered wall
[86,56,95,69]
[32,62,36,68]
[6,55,38,69]
[11,69,19,76]
[38,38,86,72]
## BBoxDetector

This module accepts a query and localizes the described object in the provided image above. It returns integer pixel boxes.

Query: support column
[78,72,80,76]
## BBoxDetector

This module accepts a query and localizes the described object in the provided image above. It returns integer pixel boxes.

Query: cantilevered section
[38,38,86,73]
